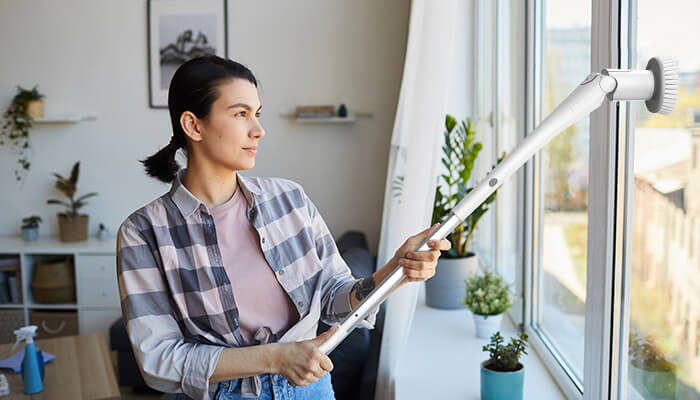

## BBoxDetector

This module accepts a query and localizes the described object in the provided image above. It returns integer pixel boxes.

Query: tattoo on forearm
[352,277,376,302]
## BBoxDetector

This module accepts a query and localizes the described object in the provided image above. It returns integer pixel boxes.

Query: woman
[116,55,450,400]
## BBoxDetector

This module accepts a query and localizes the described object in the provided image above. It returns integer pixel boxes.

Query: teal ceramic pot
[480,360,524,400]
[22,227,38,242]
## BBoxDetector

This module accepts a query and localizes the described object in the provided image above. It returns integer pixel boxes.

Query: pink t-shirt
[209,185,299,345]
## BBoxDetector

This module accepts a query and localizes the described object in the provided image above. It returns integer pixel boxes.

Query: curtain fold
[373,1,459,399]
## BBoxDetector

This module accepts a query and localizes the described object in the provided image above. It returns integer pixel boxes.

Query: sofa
[110,230,385,399]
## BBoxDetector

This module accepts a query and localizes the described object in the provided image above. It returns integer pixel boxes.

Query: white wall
[0,0,410,257]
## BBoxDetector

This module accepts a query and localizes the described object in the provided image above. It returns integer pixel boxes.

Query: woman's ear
[180,111,203,143]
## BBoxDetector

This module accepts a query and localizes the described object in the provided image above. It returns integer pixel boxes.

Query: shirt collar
[168,168,263,218]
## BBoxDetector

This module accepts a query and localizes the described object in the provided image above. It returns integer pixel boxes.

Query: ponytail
[139,137,182,184]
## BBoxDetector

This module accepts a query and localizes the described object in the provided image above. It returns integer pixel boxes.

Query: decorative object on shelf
[337,103,348,118]
[424,114,505,309]
[295,105,336,119]
[480,331,528,400]
[21,216,42,242]
[0,85,46,184]
[30,257,76,304]
[628,333,677,399]
[463,269,514,339]
[46,161,98,242]
[97,223,110,241]
[148,0,228,108]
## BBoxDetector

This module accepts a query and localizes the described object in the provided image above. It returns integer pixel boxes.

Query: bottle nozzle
[13,325,38,351]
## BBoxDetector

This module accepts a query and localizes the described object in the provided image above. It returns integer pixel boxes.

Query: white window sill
[396,283,566,399]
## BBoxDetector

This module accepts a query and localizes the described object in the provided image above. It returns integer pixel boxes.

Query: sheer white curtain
[373,1,458,399]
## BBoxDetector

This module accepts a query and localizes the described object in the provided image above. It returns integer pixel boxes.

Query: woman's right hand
[272,326,338,387]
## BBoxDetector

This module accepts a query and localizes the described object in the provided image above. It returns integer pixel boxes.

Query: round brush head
[645,57,678,115]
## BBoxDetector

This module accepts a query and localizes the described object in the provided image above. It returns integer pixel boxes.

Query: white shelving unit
[0,235,120,343]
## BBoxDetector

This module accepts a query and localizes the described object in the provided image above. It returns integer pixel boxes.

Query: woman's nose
[251,119,265,138]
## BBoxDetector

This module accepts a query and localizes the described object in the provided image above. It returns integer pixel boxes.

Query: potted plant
[21,215,42,242]
[97,223,109,241]
[46,161,98,242]
[0,85,45,184]
[463,269,514,338]
[628,333,677,399]
[481,331,528,400]
[425,114,505,309]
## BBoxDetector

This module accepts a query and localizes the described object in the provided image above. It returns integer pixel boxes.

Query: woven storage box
[31,257,76,304]
[30,310,79,339]
[0,309,26,344]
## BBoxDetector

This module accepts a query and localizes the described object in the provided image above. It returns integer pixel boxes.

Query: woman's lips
[243,147,257,154]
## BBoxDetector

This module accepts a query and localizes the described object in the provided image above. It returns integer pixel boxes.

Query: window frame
[521,0,628,399]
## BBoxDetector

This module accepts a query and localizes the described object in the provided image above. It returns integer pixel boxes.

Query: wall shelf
[31,113,100,124]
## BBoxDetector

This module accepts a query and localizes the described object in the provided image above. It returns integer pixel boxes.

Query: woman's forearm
[349,256,406,310]
[210,343,280,383]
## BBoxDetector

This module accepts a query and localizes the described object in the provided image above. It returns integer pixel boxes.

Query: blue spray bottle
[12,325,44,394]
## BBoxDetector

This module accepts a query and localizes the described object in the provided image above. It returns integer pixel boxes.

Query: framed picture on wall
[148,0,228,108]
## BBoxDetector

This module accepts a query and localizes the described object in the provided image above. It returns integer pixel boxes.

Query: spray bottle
[12,325,44,394]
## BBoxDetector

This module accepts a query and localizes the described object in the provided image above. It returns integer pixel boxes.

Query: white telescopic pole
[319,73,618,355]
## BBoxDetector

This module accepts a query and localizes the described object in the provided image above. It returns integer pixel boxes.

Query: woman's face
[195,78,264,171]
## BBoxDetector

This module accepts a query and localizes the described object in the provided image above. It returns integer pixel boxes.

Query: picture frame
[147,0,228,108]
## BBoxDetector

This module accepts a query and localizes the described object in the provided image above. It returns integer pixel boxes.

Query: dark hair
[140,56,258,183]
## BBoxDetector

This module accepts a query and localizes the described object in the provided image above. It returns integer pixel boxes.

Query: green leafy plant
[629,333,675,373]
[431,114,505,258]
[46,162,98,219]
[482,331,528,372]
[21,215,43,229]
[463,269,514,315]
[0,85,45,183]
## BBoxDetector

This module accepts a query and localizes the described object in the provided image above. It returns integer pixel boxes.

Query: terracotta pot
[57,215,88,242]
[26,100,45,118]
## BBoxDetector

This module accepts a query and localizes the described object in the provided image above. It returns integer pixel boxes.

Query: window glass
[626,0,700,398]
[535,0,591,384]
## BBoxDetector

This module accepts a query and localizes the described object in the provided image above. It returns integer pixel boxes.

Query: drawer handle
[42,320,66,335]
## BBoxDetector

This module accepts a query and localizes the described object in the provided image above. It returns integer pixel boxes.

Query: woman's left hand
[394,223,452,283]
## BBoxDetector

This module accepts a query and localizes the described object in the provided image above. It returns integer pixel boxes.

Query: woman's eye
[235,111,246,117]
[255,113,261,118]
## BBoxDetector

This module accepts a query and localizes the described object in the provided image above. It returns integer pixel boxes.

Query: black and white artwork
[148,0,228,108]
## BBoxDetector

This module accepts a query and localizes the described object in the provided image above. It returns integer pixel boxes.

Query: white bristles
[646,57,679,115]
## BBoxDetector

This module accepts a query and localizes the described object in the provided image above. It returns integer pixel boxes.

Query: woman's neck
[182,161,239,209]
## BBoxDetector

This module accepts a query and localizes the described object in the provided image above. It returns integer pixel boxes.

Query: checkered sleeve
[116,216,223,400]
[301,187,380,330]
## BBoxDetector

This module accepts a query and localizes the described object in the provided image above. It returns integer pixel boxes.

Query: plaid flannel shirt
[116,168,378,399]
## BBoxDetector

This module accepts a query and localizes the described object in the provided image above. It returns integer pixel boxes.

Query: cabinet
[0,236,119,343]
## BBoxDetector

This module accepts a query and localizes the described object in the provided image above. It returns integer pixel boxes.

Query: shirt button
[297,301,304,308]
[261,237,265,244]
[278,269,284,275]
[223,382,229,388]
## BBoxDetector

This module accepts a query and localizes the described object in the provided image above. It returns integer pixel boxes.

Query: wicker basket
[0,309,26,344]
[30,310,79,339]
[31,257,76,304]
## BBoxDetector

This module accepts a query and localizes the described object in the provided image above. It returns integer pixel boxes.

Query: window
[472,0,497,268]
[622,0,700,398]
[531,0,591,389]
[496,0,525,321]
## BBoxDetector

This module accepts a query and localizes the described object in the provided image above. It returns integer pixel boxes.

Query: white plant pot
[473,313,503,339]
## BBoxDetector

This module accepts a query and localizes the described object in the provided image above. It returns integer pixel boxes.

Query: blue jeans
[214,372,335,400]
